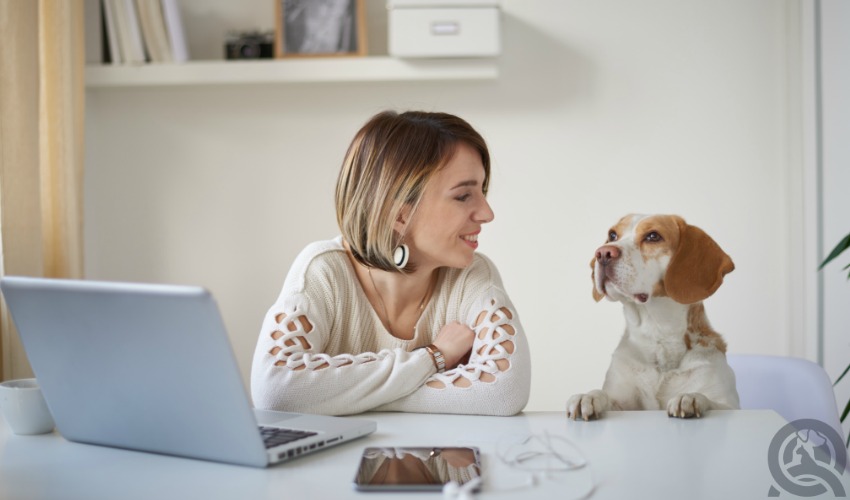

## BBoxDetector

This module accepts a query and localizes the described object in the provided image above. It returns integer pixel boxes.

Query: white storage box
[388,0,501,58]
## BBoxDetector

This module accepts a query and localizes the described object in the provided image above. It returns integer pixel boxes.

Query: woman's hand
[432,322,475,370]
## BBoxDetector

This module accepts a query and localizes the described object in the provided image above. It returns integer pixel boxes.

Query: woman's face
[403,142,494,270]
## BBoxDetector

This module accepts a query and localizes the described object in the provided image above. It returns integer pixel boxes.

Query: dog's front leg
[666,358,740,418]
[566,390,610,420]
[666,393,715,418]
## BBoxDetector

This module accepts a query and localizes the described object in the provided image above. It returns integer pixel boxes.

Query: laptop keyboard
[259,426,318,449]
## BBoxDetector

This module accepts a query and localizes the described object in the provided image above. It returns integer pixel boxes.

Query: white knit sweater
[250,237,531,416]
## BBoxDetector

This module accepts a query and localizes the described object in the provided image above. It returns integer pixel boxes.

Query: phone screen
[353,446,482,492]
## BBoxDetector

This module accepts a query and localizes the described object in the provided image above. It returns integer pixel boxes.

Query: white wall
[84,0,802,411]
[819,0,850,442]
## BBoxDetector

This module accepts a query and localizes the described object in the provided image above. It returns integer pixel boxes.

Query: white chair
[727,354,844,437]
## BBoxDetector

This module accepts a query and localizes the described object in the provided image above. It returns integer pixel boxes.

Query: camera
[225,31,274,60]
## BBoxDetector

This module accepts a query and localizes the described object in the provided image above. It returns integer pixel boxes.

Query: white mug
[0,378,55,435]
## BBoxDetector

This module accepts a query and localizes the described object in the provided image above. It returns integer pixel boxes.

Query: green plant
[819,232,850,447]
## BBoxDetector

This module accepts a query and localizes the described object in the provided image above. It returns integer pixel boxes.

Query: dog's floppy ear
[664,220,734,304]
[590,257,604,302]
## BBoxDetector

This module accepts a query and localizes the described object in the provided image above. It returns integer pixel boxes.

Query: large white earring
[393,244,410,269]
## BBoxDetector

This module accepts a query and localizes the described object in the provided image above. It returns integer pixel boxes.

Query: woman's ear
[664,220,735,304]
[394,204,413,234]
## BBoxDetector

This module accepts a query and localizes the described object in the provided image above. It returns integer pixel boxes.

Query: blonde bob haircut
[335,110,491,273]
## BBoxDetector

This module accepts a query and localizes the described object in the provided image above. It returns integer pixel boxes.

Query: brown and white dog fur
[567,214,740,420]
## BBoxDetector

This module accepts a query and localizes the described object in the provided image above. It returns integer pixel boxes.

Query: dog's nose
[596,245,620,265]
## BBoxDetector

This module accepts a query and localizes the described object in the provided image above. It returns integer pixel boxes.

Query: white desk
[1,410,847,499]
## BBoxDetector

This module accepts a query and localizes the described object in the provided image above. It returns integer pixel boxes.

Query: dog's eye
[608,231,618,242]
[644,231,663,242]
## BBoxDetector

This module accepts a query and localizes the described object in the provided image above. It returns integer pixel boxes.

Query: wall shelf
[85,57,499,88]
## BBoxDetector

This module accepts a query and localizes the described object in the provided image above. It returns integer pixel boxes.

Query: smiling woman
[250,111,531,416]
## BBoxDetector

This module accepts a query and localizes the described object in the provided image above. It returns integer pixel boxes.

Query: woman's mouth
[461,232,479,249]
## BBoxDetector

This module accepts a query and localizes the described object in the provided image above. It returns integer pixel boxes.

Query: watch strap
[424,344,446,373]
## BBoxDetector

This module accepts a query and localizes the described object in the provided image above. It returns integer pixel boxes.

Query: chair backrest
[727,354,843,437]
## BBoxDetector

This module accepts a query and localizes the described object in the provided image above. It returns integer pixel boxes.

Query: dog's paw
[666,393,711,418]
[566,390,609,421]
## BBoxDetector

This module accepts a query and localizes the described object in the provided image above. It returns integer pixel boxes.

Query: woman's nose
[476,198,495,223]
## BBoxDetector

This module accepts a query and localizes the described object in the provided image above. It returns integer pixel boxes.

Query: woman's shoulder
[439,253,517,322]
[444,252,505,289]
[284,236,352,292]
[296,236,345,260]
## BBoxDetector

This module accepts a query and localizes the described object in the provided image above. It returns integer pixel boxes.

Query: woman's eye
[608,231,618,242]
[644,231,663,242]
[456,193,471,202]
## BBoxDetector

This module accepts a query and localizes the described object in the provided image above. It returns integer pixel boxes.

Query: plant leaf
[841,397,850,423]
[819,232,850,269]
[836,363,850,386]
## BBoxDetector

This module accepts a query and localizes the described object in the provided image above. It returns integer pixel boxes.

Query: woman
[250,110,530,416]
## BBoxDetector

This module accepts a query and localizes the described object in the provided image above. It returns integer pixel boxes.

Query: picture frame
[275,0,367,58]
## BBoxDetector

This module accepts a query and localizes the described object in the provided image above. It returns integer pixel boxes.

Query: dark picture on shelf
[276,0,366,57]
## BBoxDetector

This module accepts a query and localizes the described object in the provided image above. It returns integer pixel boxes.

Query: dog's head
[591,214,734,305]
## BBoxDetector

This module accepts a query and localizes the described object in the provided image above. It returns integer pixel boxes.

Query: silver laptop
[0,276,376,468]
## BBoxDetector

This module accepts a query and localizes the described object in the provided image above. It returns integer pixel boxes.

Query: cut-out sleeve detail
[432,301,516,387]
[376,285,531,416]
[251,293,436,416]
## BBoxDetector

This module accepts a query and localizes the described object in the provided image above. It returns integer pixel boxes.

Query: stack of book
[100,0,189,64]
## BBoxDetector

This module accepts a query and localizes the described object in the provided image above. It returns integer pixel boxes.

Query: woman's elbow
[250,366,288,411]
[494,362,530,415]
[493,388,529,416]
[250,382,281,411]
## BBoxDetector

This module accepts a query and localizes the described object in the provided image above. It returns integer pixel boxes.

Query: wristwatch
[424,344,446,373]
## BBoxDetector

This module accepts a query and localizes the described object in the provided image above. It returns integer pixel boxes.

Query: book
[101,0,123,64]
[110,0,146,64]
[160,0,189,63]
[135,0,172,63]
[122,0,148,62]
[85,0,104,64]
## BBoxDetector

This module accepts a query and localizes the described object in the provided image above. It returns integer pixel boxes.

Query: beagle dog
[567,214,740,420]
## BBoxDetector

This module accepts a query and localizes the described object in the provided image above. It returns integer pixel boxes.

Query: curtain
[0,0,85,380]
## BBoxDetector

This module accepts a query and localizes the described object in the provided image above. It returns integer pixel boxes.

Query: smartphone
[353,446,482,492]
